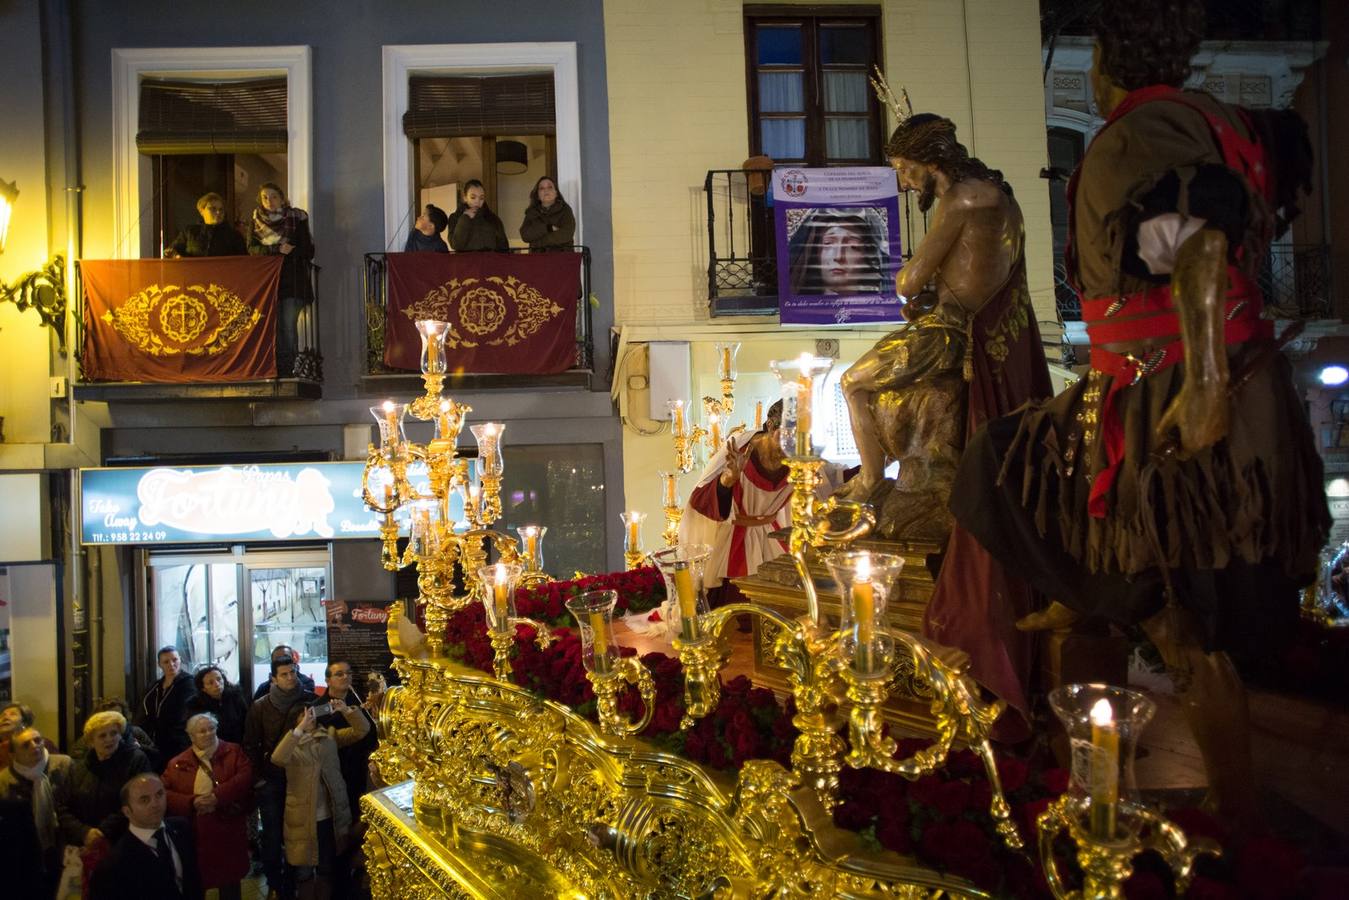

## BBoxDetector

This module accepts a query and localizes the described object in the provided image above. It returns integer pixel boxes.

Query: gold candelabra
[566,589,656,736]
[362,318,553,659]
[657,471,682,548]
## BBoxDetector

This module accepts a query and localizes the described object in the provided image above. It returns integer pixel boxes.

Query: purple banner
[772,167,903,326]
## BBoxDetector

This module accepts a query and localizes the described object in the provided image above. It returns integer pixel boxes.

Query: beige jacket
[270,707,371,866]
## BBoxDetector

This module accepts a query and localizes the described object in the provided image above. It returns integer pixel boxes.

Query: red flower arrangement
[432,570,1312,898]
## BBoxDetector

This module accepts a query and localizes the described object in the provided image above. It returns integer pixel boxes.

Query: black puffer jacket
[57,742,152,844]
[519,200,576,251]
[185,685,251,745]
[448,206,509,252]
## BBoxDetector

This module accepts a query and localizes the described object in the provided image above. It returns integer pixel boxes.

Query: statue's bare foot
[835,473,880,501]
[1015,601,1079,632]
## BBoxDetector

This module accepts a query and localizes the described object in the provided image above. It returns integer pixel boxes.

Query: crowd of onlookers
[0,645,385,900]
[160,175,574,377]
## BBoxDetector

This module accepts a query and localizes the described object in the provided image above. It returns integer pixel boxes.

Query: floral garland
[434,570,1325,899]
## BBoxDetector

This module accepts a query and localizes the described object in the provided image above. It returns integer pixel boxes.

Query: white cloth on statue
[679,431,844,589]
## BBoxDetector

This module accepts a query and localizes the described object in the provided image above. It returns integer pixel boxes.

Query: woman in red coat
[162,712,254,899]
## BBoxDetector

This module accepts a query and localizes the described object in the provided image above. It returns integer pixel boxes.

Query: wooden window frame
[744,6,884,167]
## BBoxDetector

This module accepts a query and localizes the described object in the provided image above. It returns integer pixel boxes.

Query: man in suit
[0,725,73,897]
[89,773,202,900]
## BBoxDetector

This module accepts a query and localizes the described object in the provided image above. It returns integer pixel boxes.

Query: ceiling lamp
[496,140,528,176]
[0,179,17,253]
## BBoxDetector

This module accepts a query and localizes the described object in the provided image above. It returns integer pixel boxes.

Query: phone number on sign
[86,530,169,543]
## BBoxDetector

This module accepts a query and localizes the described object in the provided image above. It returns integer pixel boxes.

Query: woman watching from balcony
[519,176,575,252]
[248,182,315,377]
[164,192,246,258]
[448,179,508,252]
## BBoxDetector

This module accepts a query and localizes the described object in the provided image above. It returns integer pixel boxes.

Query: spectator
[58,710,153,858]
[164,192,246,258]
[248,182,315,377]
[0,700,57,769]
[518,176,576,252]
[72,697,158,764]
[0,725,74,897]
[163,713,252,900]
[185,666,250,745]
[447,179,508,252]
[89,773,201,900]
[252,645,317,700]
[321,661,378,823]
[403,203,450,252]
[271,700,369,900]
[139,646,197,764]
[244,654,318,899]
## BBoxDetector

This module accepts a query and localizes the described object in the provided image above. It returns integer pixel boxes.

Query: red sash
[1064,86,1273,517]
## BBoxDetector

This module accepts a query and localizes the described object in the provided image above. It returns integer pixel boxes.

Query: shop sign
[79,462,459,545]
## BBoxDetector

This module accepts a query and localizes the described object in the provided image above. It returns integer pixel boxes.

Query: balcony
[73,258,324,402]
[361,246,594,392]
[705,168,779,317]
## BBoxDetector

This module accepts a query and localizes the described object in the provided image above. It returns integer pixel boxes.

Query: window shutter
[137,77,288,155]
[402,74,555,138]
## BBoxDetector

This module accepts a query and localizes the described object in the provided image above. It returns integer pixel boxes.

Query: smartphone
[310,701,333,718]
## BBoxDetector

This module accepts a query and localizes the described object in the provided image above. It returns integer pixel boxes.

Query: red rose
[874,801,912,854]
[946,748,982,778]
[833,798,875,833]
[918,820,992,884]
[1015,797,1053,839]
[1164,806,1228,847]
[1235,836,1305,900]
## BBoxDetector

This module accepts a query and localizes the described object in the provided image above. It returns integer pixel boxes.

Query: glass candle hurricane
[658,471,680,509]
[1048,683,1157,842]
[566,589,619,675]
[369,401,408,453]
[651,544,711,642]
[620,510,646,555]
[408,500,443,558]
[770,354,834,458]
[715,341,740,381]
[667,399,687,438]
[415,319,449,375]
[477,562,523,633]
[824,551,905,674]
[516,525,547,573]
[470,423,505,476]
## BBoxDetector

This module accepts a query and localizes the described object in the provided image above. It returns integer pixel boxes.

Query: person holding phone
[271,699,370,899]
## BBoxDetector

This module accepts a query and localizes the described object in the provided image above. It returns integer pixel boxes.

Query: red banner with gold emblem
[82,257,282,382]
[384,252,580,374]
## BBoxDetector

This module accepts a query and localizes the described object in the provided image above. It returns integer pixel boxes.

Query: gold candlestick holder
[479,563,554,679]
[620,510,647,570]
[566,590,656,736]
[657,471,682,548]
[515,525,551,589]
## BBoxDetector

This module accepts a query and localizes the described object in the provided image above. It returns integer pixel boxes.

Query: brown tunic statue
[838,114,1052,734]
[951,1,1329,827]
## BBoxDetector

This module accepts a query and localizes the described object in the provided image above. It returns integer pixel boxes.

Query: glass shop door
[148,547,331,697]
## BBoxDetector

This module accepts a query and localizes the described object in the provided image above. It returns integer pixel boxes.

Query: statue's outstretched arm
[1155,228,1230,455]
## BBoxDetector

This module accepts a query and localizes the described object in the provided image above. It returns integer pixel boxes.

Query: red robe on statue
[921,256,1052,740]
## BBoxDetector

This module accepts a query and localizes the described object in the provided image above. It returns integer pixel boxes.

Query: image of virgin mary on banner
[773,167,903,325]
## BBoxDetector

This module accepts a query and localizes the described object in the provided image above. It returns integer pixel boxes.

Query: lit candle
[588,610,609,671]
[796,354,813,456]
[382,401,398,448]
[673,563,700,640]
[426,322,442,369]
[627,512,641,550]
[523,527,539,564]
[492,562,510,627]
[1089,698,1120,840]
[754,400,764,429]
[383,483,394,510]
[671,400,685,437]
[853,554,876,672]
[661,473,678,508]
[708,414,722,452]
[720,345,732,379]
[468,483,482,520]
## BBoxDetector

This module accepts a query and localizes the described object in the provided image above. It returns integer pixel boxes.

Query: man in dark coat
[89,773,202,900]
[0,726,73,898]
[321,660,378,822]
[164,192,247,258]
[252,645,317,700]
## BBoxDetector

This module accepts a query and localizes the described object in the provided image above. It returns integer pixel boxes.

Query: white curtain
[758,72,804,112]
[826,119,870,159]
[761,120,805,160]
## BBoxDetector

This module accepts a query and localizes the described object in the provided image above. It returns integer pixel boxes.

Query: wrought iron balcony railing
[1054,243,1333,322]
[362,246,593,377]
[705,168,779,316]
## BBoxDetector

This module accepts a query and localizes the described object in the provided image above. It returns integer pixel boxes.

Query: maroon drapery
[82,256,281,382]
[384,252,580,374]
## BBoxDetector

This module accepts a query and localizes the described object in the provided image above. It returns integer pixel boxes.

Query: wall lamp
[0,179,17,253]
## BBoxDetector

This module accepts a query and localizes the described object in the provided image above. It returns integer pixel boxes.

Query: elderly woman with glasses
[162,712,254,900]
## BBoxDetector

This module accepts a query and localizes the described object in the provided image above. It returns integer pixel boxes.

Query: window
[746,8,883,166]
[1046,125,1086,320]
